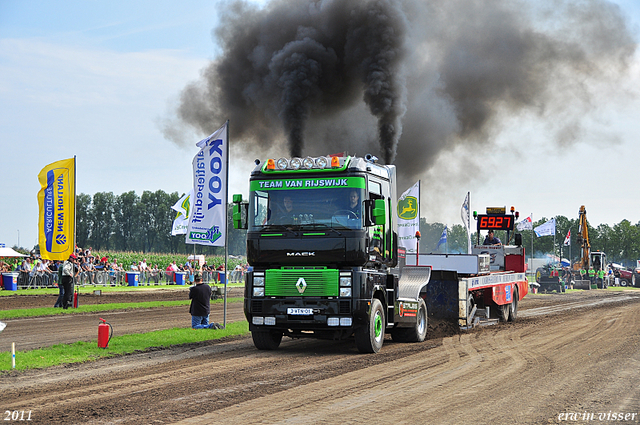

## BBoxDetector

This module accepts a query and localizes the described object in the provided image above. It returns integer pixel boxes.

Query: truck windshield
[249,186,365,231]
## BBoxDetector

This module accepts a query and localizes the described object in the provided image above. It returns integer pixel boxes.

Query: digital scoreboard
[476,214,514,231]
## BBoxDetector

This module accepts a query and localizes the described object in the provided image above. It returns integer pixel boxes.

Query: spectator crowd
[1,246,249,289]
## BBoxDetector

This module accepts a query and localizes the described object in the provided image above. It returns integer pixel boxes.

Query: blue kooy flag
[437,226,447,250]
[534,218,556,237]
[186,122,228,246]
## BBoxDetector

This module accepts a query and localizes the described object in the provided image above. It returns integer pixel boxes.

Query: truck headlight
[339,275,351,287]
[253,287,265,297]
[253,276,264,286]
[339,287,351,297]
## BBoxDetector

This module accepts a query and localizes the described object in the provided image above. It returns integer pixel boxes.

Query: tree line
[75,190,246,256]
[417,216,640,268]
[71,191,640,267]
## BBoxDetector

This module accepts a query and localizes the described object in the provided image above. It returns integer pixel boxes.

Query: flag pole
[467,191,471,254]
[223,120,229,329]
[531,213,534,271]
[73,155,77,253]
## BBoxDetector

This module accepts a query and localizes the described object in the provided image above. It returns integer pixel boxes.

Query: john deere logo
[296,277,307,294]
[55,234,66,245]
[397,196,418,220]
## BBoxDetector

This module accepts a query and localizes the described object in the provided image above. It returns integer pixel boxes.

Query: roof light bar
[266,156,335,171]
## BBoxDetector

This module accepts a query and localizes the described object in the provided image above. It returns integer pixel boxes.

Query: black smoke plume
[164,0,636,183]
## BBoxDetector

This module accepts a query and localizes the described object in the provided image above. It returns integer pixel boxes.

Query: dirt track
[2,289,640,424]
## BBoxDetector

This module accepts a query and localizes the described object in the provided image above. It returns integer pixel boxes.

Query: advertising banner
[186,122,228,246]
[171,190,192,236]
[37,158,75,260]
[397,181,419,254]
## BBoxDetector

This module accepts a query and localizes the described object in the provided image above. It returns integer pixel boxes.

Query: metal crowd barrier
[13,268,244,289]
[17,271,59,289]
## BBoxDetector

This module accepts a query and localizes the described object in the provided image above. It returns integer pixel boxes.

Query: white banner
[460,192,471,254]
[172,190,192,216]
[517,215,533,231]
[171,190,192,236]
[172,213,189,236]
[186,122,228,246]
[397,181,420,253]
[534,218,556,237]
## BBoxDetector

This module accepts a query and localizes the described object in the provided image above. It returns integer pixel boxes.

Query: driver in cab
[347,190,361,218]
[483,230,502,245]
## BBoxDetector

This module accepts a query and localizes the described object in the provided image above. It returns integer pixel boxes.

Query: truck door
[368,178,392,265]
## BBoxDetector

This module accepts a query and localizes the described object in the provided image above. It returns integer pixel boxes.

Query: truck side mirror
[232,193,248,230]
[364,199,386,226]
[372,199,386,225]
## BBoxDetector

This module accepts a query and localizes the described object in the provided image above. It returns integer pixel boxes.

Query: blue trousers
[192,315,214,329]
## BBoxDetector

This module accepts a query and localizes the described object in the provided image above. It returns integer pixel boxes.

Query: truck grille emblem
[296,278,307,294]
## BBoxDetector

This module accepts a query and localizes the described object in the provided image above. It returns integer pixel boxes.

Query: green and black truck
[232,154,430,353]
[232,154,528,353]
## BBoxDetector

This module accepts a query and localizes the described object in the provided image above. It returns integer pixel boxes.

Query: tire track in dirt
[169,296,640,425]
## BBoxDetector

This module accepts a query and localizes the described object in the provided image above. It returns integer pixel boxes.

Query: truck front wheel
[391,298,427,343]
[355,298,385,353]
[252,330,283,350]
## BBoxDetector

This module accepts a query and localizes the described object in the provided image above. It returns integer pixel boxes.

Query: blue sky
[1,0,639,250]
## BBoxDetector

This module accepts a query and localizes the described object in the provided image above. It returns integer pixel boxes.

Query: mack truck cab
[233,154,429,353]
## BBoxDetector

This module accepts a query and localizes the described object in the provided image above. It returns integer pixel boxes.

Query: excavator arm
[575,205,590,271]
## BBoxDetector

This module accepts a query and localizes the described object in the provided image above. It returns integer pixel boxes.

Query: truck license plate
[287,308,313,315]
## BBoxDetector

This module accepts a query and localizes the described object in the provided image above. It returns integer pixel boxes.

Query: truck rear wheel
[508,287,518,322]
[355,298,385,353]
[391,299,427,343]
[252,330,283,350]
[497,303,510,322]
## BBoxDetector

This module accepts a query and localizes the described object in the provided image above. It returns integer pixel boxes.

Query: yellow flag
[38,158,75,260]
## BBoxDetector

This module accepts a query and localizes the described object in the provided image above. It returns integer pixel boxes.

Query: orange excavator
[574,205,607,288]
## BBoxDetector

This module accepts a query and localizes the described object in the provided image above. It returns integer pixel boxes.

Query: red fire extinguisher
[98,318,113,349]
[73,288,79,308]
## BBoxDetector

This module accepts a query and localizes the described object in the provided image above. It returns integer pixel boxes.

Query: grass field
[1,321,250,371]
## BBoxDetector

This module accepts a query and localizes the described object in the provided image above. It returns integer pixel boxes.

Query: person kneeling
[189,272,221,329]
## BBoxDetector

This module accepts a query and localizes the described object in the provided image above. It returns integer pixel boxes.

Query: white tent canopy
[0,247,27,257]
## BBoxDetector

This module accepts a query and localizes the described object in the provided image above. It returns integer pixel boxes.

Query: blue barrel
[126,272,139,287]
[175,272,186,285]
[218,271,226,284]
[2,273,18,291]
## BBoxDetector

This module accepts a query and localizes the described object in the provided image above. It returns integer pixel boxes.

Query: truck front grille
[265,268,339,297]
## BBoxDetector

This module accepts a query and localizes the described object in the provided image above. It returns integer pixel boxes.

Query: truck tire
[620,279,628,287]
[497,302,510,322]
[355,298,385,353]
[252,330,283,350]
[508,287,518,322]
[391,299,428,343]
